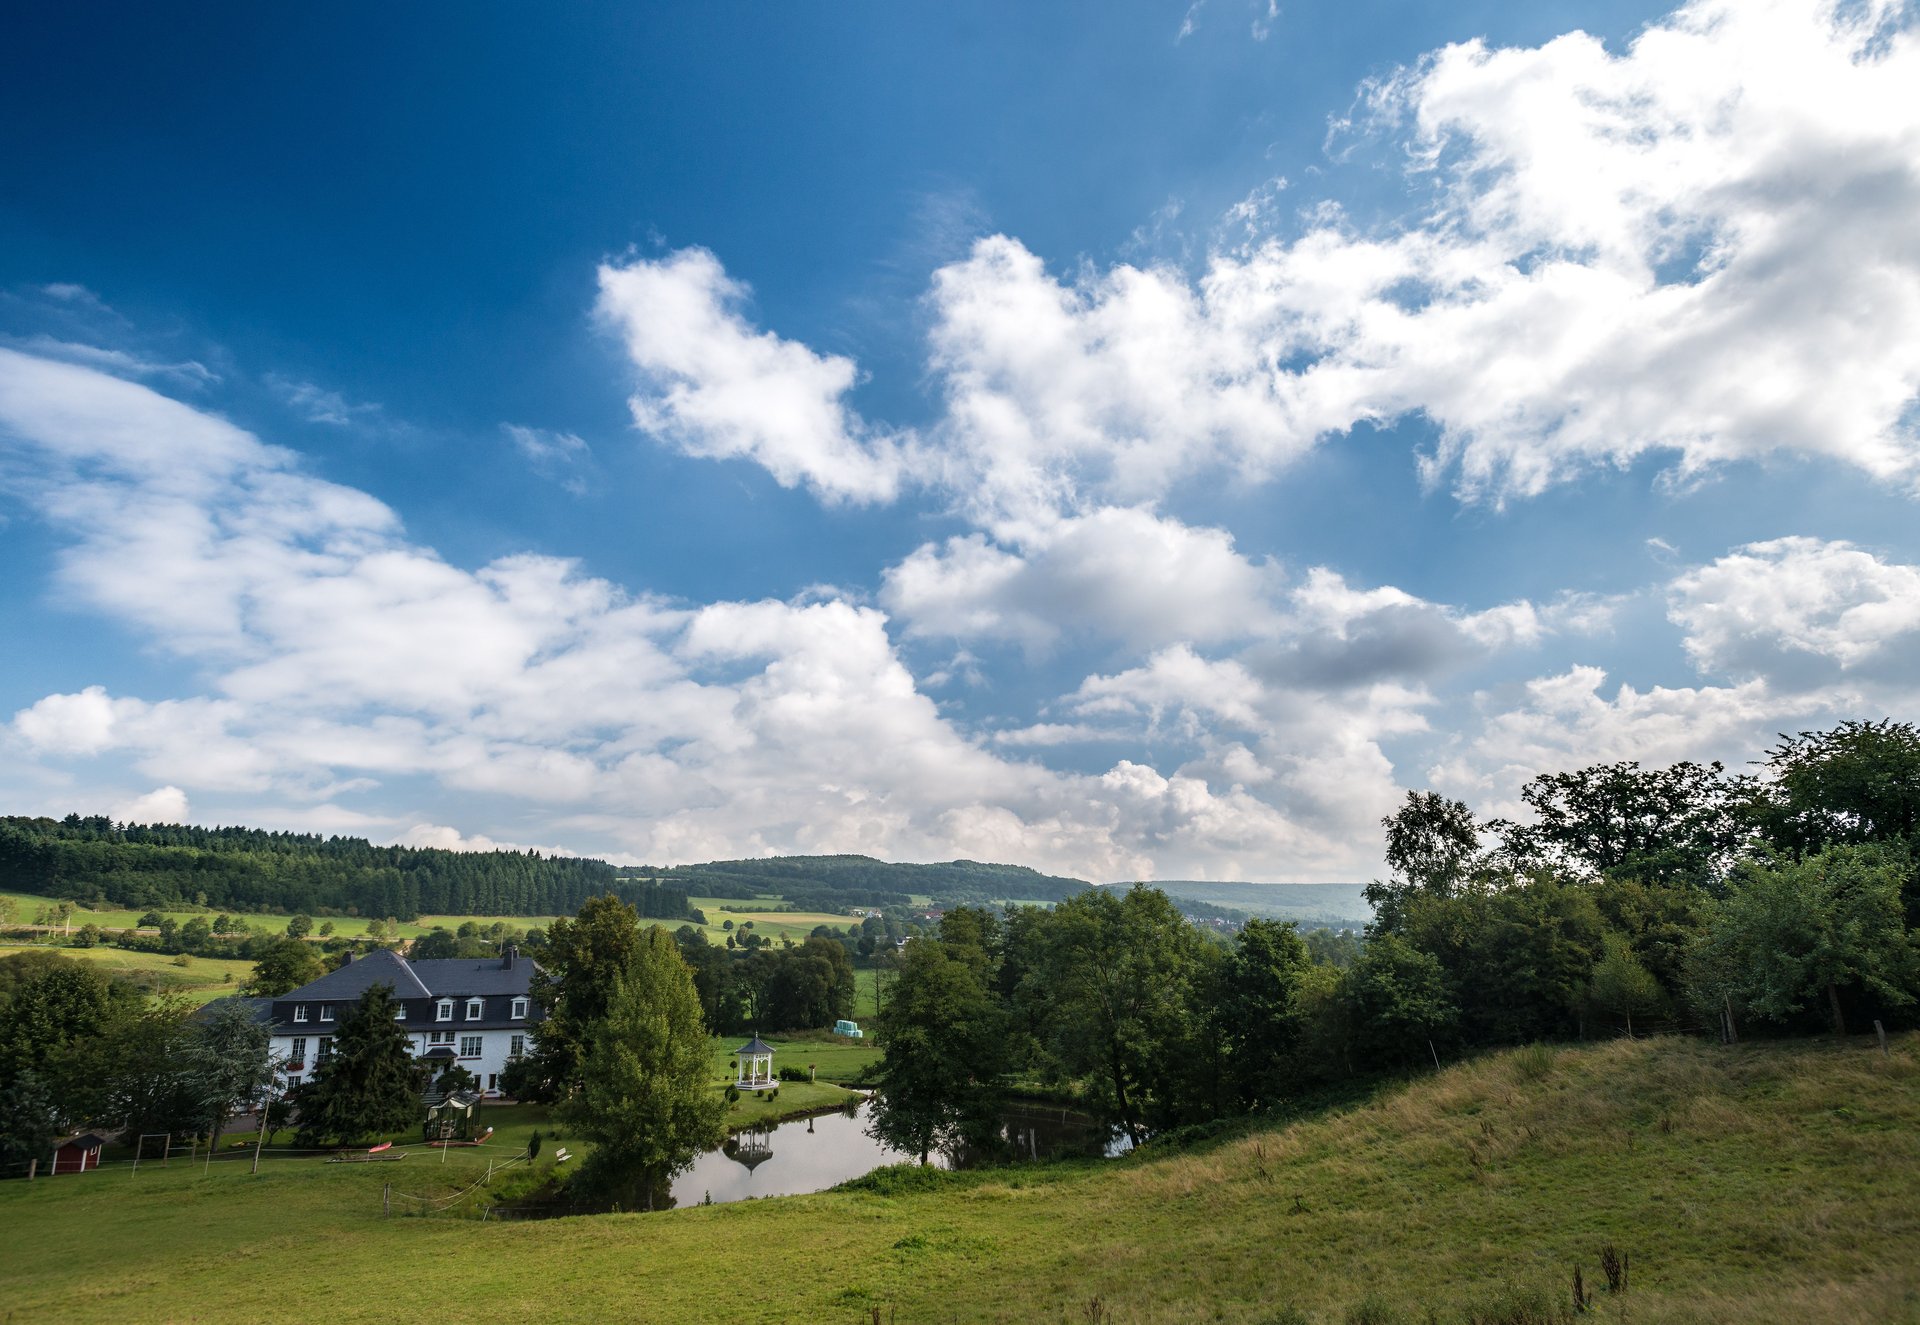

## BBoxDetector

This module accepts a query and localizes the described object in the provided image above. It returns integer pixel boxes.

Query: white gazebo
[734,1035,775,1092]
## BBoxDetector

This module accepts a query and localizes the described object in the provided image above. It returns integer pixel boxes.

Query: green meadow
[0,942,256,1005]
[3,1034,1913,1323]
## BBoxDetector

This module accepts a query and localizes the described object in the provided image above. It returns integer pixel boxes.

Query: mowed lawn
[0,942,255,1005]
[5,1035,1916,1324]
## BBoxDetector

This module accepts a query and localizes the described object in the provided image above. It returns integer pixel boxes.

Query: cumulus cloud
[112,785,190,825]
[1670,536,1920,685]
[596,248,908,504]
[883,508,1282,650]
[604,2,1920,524]
[1435,538,1920,816]
[0,347,1381,879]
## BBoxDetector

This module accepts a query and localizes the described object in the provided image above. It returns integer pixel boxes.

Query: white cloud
[605,2,1920,522]
[883,508,1282,650]
[1669,536,1920,684]
[503,423,593,494]
[266,374,387,427]
[112,785,190,825]
[0,347,1388,880]
[596,248,907,504]
[14,686,146,757]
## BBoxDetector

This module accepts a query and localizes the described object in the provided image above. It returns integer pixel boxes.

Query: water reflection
[666,1097,1125,1209]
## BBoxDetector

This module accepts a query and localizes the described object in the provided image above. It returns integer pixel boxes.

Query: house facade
[254,945,542,1098]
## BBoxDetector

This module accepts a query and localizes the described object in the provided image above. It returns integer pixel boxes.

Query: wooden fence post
[384,1182,392,1217]
[1874,1020,1890,1058]
[27,1158,37,1182]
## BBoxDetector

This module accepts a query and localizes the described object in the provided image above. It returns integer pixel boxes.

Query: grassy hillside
[3,1035,1913,1323]
[0,942,255,1004]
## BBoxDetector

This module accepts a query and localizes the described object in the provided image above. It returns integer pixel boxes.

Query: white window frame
[509,1033,525,1059]
[435,999,453,1022]
[430,1030,455,1046]
[459,1034,483,1059]
[394,1003,407,1020]
[289,1036,307,1065]
[510,997,528,1020]
[293,1004,309,1023]
[317,1037,334,1062]
[319,1004,334,1022]
[465,998,484,1020]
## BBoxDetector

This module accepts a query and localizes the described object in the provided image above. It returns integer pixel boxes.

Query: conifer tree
[293,985,420,1146]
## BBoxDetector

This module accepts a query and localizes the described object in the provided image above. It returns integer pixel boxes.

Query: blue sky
[3,0,1919,881]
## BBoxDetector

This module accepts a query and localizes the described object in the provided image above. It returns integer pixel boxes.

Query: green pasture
[1,1035,1912,1323]
[0,942,255,1005]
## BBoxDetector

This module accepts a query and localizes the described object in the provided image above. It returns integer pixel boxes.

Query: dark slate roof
[280,947,432,1002]
[407,956,538,997]
[56,1134,108,1150]
[191,995,273,1027]
[736,1036,774,1056]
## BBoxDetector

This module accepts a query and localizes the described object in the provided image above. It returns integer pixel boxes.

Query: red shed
[51,1133,106,1174]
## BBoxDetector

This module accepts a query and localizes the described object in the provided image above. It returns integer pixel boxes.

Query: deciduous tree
[559,926,723,1207]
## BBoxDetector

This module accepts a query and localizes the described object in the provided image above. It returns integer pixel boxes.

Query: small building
[734,1035,775,1092]
[833,1019,863,1039]
[50,1133,106,1175]
[424,1088,484,1143]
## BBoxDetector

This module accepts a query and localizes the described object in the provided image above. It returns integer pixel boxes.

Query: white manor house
[219,945,542,1098]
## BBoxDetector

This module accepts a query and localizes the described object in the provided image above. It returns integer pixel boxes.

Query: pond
[667,1096,1127,1209]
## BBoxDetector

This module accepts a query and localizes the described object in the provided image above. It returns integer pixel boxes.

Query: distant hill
[1134,880,1372,927]
[653,854,1093,912]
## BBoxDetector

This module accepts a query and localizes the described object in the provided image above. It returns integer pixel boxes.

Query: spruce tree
[293,984,420,1146]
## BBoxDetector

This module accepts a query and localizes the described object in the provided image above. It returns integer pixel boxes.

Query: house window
[459,1035,483,1058]
[509,1034,525,1059]
[435,999,453,1021]
[317,1037,334,1062]
[430,1030,455,1045]
[465,998,483,1020]
[394,1003,407,1020]
[293,1004,309,1023]
[510,997,528,1020]
[320,1004,334,1022]
[289,1036,307,1066]
[285,1075,301,1091]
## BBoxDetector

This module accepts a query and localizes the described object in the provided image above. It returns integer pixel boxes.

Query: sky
[2,0,1919,883]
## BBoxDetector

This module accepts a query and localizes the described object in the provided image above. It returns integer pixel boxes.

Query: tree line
[867,720,1920,1161]
[0,815,690,922]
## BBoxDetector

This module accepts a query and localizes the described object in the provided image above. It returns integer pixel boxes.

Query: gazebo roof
[735,1036,774,1057]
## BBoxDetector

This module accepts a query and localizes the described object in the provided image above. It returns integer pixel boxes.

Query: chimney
[343,951,354,964]
[502,944,518,970]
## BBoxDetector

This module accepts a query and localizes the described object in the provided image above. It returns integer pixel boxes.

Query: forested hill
[1143,880,1372,925]
[0,816,689,922]
[653,854,1094,911]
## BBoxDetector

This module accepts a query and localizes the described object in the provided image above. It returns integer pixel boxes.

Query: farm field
[0,942,255,1004]
[2,1035,1913,1323]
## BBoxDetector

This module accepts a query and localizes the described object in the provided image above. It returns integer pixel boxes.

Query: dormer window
[394,1003,407,1021]
[465,998,484,1020]
[293,1004,309,1023]
[511,997,528,1020]
[435,999,453,1022]
[320,1004,335,1022]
